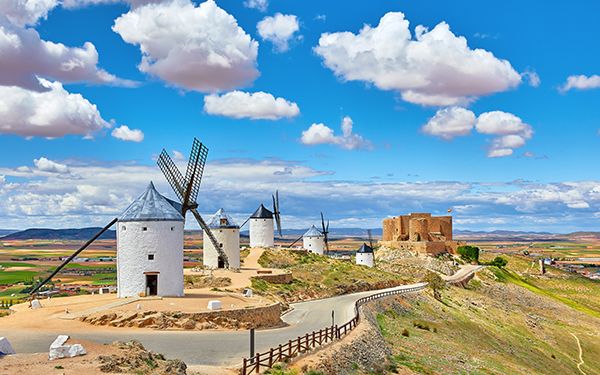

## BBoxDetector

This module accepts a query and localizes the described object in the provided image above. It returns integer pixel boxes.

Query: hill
[0,229,18,237]
[1,228,116,241]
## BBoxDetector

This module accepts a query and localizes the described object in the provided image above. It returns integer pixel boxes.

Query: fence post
[250,327,255,364]
[269,348,274,367]
[288,339,292,357]
[242,358,246,375]
[255,353,260,374]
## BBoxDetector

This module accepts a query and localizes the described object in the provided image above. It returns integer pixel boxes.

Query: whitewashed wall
[249,218,274,248]
[303,236,324,255]
[356,253,374,267]
[203,228,240,269]
[116,220,184,298]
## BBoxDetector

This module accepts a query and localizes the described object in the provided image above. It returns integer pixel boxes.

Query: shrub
[401,328,410,337]
[490,256,508,268]
[457,245,480,263]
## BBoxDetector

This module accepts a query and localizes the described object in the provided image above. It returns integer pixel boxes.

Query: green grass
[0,262,38,268]
[0,270,40,285]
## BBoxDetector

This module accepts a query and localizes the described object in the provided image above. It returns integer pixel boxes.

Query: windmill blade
[288,234,303,248]
[321,212,330,254]
[368,229,373,248]
[272,191,282,237]
[240,217,250,229]
[30,218,118,295]
[190,208,229,268]
[157,149,186,203]
[183,138,208,207]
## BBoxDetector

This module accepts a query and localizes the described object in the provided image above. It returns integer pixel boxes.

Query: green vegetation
[0,270,40,285]
[457,245,479,263]
[422,270,445,301]
[489,256,508,268]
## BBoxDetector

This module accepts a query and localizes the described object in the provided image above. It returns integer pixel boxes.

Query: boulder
[0,337,16,355]
[49,335,87,360]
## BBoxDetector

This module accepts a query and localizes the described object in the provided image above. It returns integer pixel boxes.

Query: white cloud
[523,152,535,157]
[314,12,522,106]
[15,166,32,173]
[300,116,374,151]
[111,125,144,142]
[243,0,267,12]
[113,0,259,93]
[257,13,300,53]
[0,0,58,27]
[204,91,300,120]
[34,157,70,173]
[0,13,135,90]
[421,107,476,141]
[0,175,5,184]
[521,69,540,87]
[558,74,600,93]
[62,0,161,9]
[0,78,112,138]
[421,108,533,158]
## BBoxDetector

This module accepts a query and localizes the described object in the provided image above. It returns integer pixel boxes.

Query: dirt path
[570,332,587,375]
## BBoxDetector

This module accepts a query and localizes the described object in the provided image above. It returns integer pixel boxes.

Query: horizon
[1,1,599,233]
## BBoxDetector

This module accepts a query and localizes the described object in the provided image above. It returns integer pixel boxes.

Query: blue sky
[1,0,599,232]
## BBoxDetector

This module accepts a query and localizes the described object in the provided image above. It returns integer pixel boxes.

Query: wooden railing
[241,284,426,374]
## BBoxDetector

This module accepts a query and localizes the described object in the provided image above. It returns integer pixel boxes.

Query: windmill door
[146,274,158,296]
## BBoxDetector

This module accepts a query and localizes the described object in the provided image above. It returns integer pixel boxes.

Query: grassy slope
[376,253,600,374]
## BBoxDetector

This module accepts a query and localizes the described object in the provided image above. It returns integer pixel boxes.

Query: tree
[423,271,445,301]
[457,245,480,263]
[490,256,508,268]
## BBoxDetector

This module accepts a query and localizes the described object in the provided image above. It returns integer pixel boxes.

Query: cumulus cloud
[34,157,70,173]
[420,107,476,141]
[300,116,374,151]
[558,74,600,93]
[0,175,5,184]
[0,13,135,90]
[113,0,259,93]
[523,152,535,157]
[314,12,522,106]
[0,0,58,27]
[204,91,300,120]
[0,78,112,138]
[257,13,300,53]
[421,108,533,157]
[243,0,267,12]
[111,125,144,142]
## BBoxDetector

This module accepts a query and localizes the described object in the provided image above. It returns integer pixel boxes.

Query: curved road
[0,266,482,367]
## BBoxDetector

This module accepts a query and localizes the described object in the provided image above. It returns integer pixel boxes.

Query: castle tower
[117,182,184,298]
[303,225,324,255]
[203,208,240,269]
[356,243,374,267]
[249,204,274,248]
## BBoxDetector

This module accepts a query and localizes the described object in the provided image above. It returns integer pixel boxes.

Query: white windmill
[203,208,240,269]
[356,243,374,267]
[242,191,282,248]
[117,182,185,297]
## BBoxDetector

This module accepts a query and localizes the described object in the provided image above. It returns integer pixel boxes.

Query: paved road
[0,267,480,367]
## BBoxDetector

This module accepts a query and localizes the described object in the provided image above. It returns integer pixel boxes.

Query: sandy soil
[1,248,278,333]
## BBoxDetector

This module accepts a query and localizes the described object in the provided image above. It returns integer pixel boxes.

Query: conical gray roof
[303,225,323,237]
[250,204,273,219]
[357,243,373,253]
[120,182,185,222]
[206,208,239,229]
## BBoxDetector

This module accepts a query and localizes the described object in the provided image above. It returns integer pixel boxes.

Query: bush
[490,256,508,268]
[457,245,480,263]
[401,328,410,337]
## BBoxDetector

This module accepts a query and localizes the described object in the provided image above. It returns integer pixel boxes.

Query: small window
[220,218,227,226]
[171,227,174,231]
[219,243,223,248]
[122,225,126,231]
[148,254,154,260]
[142,227,148,231]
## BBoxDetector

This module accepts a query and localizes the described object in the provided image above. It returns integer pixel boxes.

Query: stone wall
[79,302,282,330]
[378,240,463,256]
[251,272,293,284]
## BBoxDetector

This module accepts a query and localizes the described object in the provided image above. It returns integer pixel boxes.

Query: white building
[303,226,324,255]
[203,208,240,269]
[356,243,374,267]
[117,182,185,298]
[249,204,274,248]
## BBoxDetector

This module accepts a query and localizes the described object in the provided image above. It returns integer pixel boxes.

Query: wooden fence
[241,284,426,375]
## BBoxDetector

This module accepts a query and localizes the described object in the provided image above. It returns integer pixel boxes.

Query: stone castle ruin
[380,213,465,255]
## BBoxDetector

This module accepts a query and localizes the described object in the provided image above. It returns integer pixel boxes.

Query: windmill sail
[157,138,229,268]
[272,190,282,237]
[321,212,329,254]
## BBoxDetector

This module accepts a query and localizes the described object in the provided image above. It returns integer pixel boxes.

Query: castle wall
[117,220,184,298]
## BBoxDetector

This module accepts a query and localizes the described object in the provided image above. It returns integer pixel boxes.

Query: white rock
[207,300,221,310]
[49,335,87,360]
[0,337,16,355]
[30,299,42,309]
